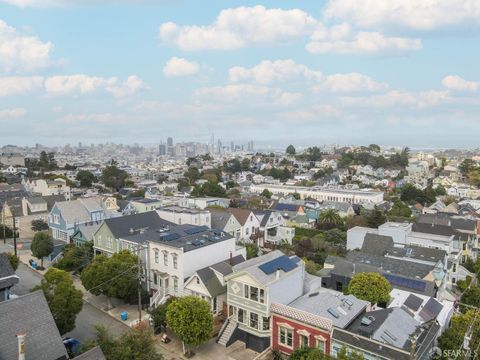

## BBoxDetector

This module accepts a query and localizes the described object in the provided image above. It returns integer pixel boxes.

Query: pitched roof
[227,208,254,225]
[208,208,234,229]
[0,253,19,290]
[74,346,106,360]
[196,267,225,298]
[361,233,394,256]
[0,291,69,360]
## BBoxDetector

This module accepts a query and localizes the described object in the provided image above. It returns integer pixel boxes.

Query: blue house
[48,196,121,242]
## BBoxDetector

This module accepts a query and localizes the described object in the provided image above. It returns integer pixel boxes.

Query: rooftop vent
[308,291,319,297]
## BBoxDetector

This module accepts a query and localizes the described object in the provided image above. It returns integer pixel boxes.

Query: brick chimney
[17,332,26,360]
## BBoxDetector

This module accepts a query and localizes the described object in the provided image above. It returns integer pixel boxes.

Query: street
[1,244,129,344]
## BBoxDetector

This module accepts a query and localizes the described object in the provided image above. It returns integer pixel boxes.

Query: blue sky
[0,0,479,148]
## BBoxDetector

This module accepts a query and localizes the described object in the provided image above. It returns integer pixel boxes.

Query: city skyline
[1,1,480,147]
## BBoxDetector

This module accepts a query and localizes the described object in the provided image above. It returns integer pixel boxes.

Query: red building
[270,303,333,356]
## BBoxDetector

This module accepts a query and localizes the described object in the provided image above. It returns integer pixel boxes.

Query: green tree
[261,189,272,199]
[346,272,391,305]
[76,170,96,187]
[319,209,344,228]
[4,252,19,270]
[31,219,49,232]
[286,145,296,155]
[365,208,387,228]
[31,232,54,267]
[245,243,259,259]
[101,160,129,191]
[388,200,412,218]
[31,268,83,334]
[149,296,176,330]
[459,158,475,176]
[241,158,251,171]
[437,309,480,356]
[184,167,201,184]
[81,250,138,304]
[460,286,480,313]
[191,182,227,198]
[83,324,162,360]
[290,347,329,360]
[336,346,365,360]
[368,144,380,152]
[55,242,93,272]
[166,296,213,354]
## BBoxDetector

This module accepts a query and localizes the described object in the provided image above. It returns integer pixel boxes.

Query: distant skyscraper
[230,141,234,151]
[158,144,166,155]
[217,139,222,154]
[167,137,174,156]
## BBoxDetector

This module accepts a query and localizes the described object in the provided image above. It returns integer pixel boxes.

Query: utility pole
[2,207,6,244]
[13,211,17,256]
[137,246,142,323]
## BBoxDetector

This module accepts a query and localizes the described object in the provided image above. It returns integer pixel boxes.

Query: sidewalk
[71,275,150,328]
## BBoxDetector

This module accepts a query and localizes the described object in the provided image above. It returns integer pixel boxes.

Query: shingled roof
[0,291,69,360]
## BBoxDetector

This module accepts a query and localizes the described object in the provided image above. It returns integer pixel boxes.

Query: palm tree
[319,209,343,227]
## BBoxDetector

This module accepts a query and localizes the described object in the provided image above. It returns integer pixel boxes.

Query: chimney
[229,251,233,265]
[276,268,281,280]
[17,332,26,360]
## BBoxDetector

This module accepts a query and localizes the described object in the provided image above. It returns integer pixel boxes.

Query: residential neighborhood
[1,1,480,359]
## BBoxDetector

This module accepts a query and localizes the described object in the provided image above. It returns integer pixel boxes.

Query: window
[153,273,158,285]
[250,312,258,329]
[259,289,265,304]
[196,277,200,284]
[238,309,244,323]
[163,252,168,266]
[300,334,309,348]
[107,237,113,249]
[154,250,159,263]
[250,215,253,221]
[279,326,293,347]
[173,277,178,292]
[246,227,249,235]
[244,285,249,299]
[53,214,60,224]
[316,339,325,353]
[462,243,467,250]
[262,317,270,331]
[453,263,457,272]
[250,287,258,302]
[172,254,178,269]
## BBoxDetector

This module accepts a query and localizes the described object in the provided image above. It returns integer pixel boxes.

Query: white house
[147,225,246,307]
[156,206,211,228]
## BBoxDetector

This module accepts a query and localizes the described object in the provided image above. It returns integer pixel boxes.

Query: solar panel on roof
[404,294,423,311]
[258,255,298,275]
[160,233,181,242]
[184,226,208,235]
[384,274,426,292]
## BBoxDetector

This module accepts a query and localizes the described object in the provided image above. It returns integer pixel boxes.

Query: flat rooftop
[288,288,369,329]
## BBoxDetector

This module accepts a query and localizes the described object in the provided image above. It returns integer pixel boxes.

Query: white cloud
[107,75,148,97]
[0,19,53,72]
[159,5,318,50]
[307,31,421,55]
[0,107,27,118]
[163,57,199,77]
[442,75,479,92]
[0,76,43,96]
[194,84,303,106]
[229,59,323,84]
[323,0,480,31]
[319,72,388,93]
[340,90,451,108]
[44,74,147,97]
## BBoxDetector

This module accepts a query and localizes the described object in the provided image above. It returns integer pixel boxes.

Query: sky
[0,0,479,148]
